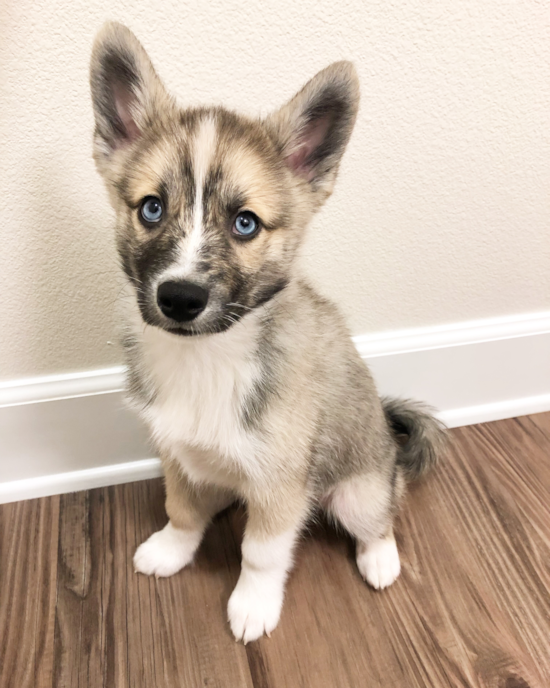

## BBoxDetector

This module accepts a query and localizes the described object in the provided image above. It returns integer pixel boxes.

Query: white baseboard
[0,458,162,504]
[1,310,549,504]
[438,393,550,428]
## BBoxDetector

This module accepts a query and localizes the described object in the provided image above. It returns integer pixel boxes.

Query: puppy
[90,22,447,643]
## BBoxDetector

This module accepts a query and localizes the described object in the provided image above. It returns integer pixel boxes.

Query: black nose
[157,281,209,322]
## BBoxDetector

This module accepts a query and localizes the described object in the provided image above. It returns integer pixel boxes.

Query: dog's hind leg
[134,457,233,577]
[355,527,401,590]
[324,471,403,590]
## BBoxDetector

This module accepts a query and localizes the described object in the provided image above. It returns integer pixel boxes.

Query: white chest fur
[136,316,263,485]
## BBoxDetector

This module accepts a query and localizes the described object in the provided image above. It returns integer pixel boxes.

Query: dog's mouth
[158,319,239,337]
[138,302,246,337]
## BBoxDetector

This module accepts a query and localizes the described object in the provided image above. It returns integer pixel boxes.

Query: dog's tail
[382,397,448,482]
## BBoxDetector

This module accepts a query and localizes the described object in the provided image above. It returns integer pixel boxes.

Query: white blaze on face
[178,115,218,275]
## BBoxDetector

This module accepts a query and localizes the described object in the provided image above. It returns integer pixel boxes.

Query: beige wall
[1,0,548,381]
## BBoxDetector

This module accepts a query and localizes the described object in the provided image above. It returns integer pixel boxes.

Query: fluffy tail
[382,397,448,481]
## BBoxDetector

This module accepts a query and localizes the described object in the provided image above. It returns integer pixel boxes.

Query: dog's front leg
[228,491,309,643]
[134,458,233,577]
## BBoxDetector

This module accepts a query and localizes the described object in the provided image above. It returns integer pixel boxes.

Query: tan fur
[163,458,233,532]
[128,141,183,207]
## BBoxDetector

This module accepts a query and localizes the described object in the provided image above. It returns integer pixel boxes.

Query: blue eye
[233,211,260,238]
[140,196,163,225]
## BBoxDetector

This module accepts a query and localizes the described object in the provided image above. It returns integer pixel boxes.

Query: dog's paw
[357,536,401,590]
[227,573,284,643]
[133,522,202,578]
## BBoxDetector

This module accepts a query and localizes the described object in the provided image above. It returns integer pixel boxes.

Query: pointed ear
[90,22,172,161]
[266,61,359,199]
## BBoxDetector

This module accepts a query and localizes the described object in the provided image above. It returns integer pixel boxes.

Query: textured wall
[1,0,548,380]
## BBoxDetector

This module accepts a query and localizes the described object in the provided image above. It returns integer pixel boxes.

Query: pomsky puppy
[90,22,447,643]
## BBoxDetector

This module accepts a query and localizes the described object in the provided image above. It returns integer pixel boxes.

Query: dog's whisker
[227,302,254,312]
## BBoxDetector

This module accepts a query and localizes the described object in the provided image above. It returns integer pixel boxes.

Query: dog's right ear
[90,22,171,163]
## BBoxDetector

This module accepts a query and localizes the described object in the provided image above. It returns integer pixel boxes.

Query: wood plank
[0,495,60,688]
[527,411,550,439]
[395,421,550,686]
[53,490,89,688]
[52,478,253,688]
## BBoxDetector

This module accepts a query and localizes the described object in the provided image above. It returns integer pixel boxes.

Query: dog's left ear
[266,61,359,201]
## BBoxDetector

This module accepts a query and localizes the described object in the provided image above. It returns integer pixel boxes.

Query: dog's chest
[137,325,261,482]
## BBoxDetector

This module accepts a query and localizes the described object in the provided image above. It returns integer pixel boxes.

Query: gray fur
[240,312,284,431]
[382,398,448,481]
[121,329,157,411]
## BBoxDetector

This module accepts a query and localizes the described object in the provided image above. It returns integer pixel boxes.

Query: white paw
[227,572,284,643]
[357,536,401,590]
[133,522,202,578]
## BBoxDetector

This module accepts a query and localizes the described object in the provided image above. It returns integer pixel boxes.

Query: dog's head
[90,22,359,336]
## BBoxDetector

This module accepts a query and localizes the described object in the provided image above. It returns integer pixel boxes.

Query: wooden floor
[1,413,550,688]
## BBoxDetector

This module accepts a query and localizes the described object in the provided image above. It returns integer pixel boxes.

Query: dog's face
[90,23,359,336]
